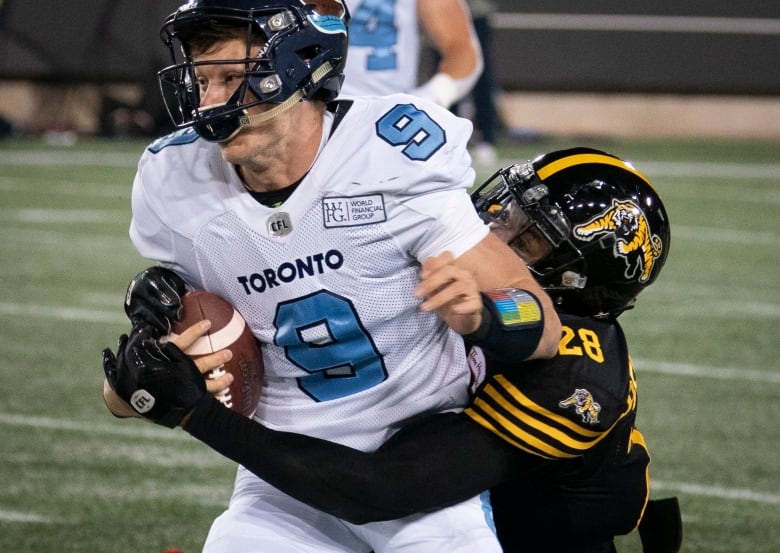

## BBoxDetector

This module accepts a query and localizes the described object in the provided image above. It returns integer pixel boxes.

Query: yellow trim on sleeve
[468,397,579,458]
[464,407,557,458]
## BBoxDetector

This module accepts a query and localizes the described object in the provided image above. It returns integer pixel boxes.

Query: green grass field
[1,136,778,552]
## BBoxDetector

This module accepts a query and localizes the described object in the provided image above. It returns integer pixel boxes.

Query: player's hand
[102,321,234,420]
[102,325,206,428]
[124,266,186,336]
[414,251,483,335]
[161,320,235,396]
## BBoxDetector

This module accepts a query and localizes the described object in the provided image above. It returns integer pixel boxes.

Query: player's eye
[224,73,243,85]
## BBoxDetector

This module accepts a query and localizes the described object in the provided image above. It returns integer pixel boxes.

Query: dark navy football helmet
[158,0,349,141]
[473,147,671,317]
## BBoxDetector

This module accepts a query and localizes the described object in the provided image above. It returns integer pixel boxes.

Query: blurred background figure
[458,0,500,165]
[341,0,483,109]
[99,61,173,139]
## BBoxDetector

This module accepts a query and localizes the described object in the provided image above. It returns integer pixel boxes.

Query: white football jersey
[340,0,420,97]
[130,95,486,452]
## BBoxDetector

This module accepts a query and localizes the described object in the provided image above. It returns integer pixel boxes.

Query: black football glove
[124,266,186,336]
[102,326,206,428]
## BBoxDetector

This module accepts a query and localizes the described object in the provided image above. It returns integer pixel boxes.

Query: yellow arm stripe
[536,153,658,193]
[628,425,648,454]
[467,397,579,458]
[480,383,599,455]
[630,427,652,528]
[626,356,638,413]
[474,373,639,457]
[464,408,558,459]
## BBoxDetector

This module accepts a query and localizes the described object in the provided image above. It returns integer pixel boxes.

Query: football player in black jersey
[107,148,681,553]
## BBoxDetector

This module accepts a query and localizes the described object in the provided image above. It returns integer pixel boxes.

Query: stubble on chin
[219,126,278,167]
[219,133,255,167]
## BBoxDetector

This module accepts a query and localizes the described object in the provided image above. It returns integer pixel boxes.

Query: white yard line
[1,412,777,507]
[0,412,188,441]
[0,208,127,224]
[634,358,780,384]
[662,186,780,205]
[0,151,140,167]
[668,225,778,246]
[0,178,130,198]
[0,510,54,523]
[0,302,126,324]
[637,297,780,319]
[653,480,780,505]
[639,161,780,180]
[0,226,132,250]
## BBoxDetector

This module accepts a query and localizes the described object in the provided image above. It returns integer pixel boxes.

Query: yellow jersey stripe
[468,397,579,458]
[480,384,601,454]
[464,407,558,459]
[473,374,640,457]
[630,427,652,528]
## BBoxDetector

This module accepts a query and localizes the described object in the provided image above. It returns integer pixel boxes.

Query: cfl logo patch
[267,212,292,237]
[130,389,155,414]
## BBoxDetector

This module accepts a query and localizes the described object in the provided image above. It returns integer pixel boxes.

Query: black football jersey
[465,313,637,460]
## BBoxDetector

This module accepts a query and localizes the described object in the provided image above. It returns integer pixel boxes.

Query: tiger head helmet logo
[573,199,664,283]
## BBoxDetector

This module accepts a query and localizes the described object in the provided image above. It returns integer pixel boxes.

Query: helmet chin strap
[239,61,334,129]
[198,89,304,143]
[240,88,305,128]
[195,62,335,142]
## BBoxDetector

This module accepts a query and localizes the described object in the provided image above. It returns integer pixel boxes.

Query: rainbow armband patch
[483,288,543,328]
[464,288,544,362]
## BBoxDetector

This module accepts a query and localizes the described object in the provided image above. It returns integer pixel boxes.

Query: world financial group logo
[322,194,387,228]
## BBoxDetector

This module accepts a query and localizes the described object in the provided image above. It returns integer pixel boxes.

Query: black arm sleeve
[184,396,518,524]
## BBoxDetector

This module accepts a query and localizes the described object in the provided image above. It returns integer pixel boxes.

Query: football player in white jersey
[115,149,680,553]
[101,1,560,552]
[341,0,483,108]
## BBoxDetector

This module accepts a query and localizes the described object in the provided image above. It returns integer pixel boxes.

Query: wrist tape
[412,71,479,108]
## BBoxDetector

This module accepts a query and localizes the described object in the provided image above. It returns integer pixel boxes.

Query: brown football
[169,290,263,417]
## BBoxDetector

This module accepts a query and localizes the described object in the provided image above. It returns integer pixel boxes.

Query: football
[169,290,263,417]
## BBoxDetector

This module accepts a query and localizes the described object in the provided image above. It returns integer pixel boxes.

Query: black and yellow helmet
[473,147,671,318]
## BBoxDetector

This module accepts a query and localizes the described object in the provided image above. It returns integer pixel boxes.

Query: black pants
[490,430,650,553]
